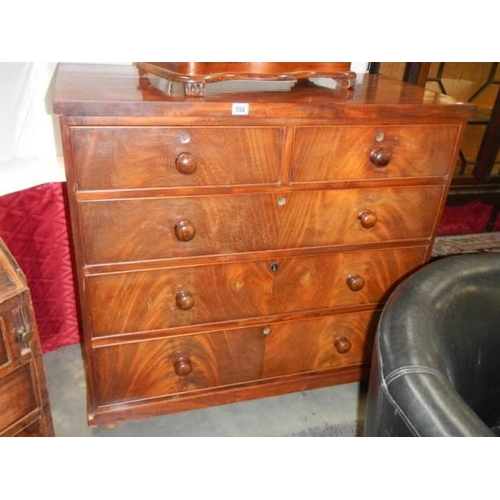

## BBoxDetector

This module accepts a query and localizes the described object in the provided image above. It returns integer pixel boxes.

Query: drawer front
[87,260,274,336]
[93,310,379,406]
[79,186,443,265]
[270,246,426,313]
[86,246,426,336]
[71,127,283,190]
[291,125,459,182]
[12,419,44,437]
[0,364,38,431]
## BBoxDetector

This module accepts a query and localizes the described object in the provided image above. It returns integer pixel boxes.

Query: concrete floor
[43,343,367,437]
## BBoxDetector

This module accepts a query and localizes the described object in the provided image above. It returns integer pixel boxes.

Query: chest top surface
[52,63,474,123]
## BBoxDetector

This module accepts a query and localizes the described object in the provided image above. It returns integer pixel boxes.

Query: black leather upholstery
[365,253,500,437]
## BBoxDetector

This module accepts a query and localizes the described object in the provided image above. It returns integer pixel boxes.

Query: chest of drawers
[0,238,54,436]
[53,64,474,427]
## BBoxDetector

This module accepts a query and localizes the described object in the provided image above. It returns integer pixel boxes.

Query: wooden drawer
[0,238,54,436]
[79,186,443,265]
[86,246,426,336]
[291,125,459,182]
[0,364,38,431]
[71,126,283,190]
[11,419,44,437]
[93,310,380,406]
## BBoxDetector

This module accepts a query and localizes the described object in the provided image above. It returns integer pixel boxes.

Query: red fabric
[494,214,500,232]
[0,183,80,353]
[437,200,494,236]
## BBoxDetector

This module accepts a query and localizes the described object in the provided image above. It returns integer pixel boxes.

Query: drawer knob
[334,336,352,354]
[358,210,378,229]
[370,148,392,167]
[13,305,32,347]
[346,274,365,292]
[176,152,198,175]
[18,329,33,345]
[174,220,196,242]
[176,290,195,310]
[174,357,193,377]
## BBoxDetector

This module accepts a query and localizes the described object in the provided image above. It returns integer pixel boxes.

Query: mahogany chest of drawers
[0,238,54,436]
[53,64,474,427]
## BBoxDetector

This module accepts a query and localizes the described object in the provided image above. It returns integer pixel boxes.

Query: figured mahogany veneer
[94,310,379,406]
[53,64,474,427]
[71,127,283,190]
[86,246,426,336]
[79,187,443,265]
[291,125,459,182]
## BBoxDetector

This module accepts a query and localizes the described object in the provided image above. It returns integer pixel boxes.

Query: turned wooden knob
[358,210,378,229]
[347,274,365,292]
[334,336,352,354]
[370,148,392,167]
[174,220,196,242]
[173,357,193,377]
[176,152,198,175]
[176,290,195,310]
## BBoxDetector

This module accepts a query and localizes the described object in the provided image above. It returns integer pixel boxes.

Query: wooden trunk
[0,239,54,436]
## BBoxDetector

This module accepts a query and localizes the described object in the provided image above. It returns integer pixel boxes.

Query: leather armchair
[365,253,500,437]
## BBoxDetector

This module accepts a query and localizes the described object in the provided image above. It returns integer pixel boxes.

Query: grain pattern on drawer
[270,246,427,313]
[0,364,38,430]
[86,246,426,336]
[79,186,443,264]
[86,260,274,335]
[93,327,266,405]
[93,311,379,406]
[291,125,459,182]
[263,310,380,377]
[71,127,283,189]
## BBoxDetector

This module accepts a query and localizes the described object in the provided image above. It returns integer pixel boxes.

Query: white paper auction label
[232,103,249,115]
